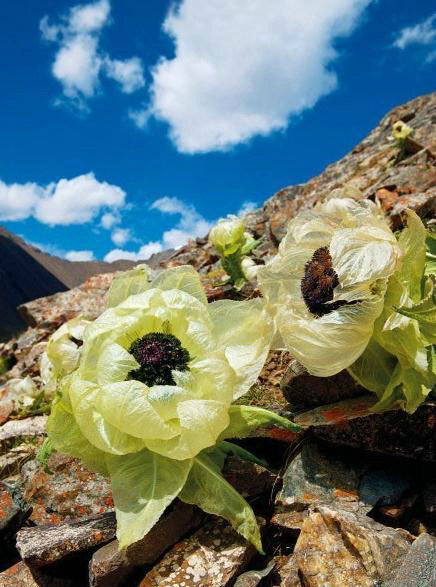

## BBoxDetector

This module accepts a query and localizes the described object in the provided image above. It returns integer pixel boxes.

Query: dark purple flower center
[301,247,357,317]
[127,332,190,386]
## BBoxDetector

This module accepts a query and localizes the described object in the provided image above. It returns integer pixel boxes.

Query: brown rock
[290,505,414,586]
[16,512,116,565]
[311,400,435,461]
[223,456,276,498]
[280,360,366,411]
[89,502,203,587]
[22,454,113,525]
[138,517,260,587]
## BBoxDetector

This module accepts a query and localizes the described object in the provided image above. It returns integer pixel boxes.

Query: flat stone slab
[384,533,436,587]
[16,512,116,566]
[0,416,47,444]
[138,517,260,587]
[89,502,203,587]
[22,454,113,525]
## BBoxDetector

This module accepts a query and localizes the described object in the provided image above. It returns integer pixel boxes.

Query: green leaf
[106,449,192,549]
[218,440,268,468]
[47,397,109,476]
[219,405,300,441]
[397,209,427,302]
[348,339,397,395]
[107,265,151,308]
[37,438,54,474]
[425,232,436,276]
[179,453,263,552]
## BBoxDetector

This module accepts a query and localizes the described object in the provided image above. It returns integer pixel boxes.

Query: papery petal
[152,265,208,306]
[145,399,229,460]
[209,299,273,399]
[96,381,178,440]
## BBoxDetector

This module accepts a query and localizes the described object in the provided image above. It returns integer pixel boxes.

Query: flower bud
[209,215,245,256]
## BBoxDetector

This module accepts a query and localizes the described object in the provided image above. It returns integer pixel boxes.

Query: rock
[384,533,436,587]
[280,360,365,411]
[0,416,47,446]
[22,454,113,525]
[0,481,24,534]
[359,468,413,507]
[289,505,414,586]
[423,480,436,515]
[16,512,116,566]
[294,395,377,428]
[18,273,114,329]
[312,400,435,461]
[276,441,366,515]
[233,562,274,587]
[89,502,203,587]
[223,456,276,498]
[0,561,83,587]
[138,517,261,587]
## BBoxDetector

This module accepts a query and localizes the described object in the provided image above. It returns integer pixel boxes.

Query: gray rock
[16,512,116,566]
[233,562,274,587]
[89,502,203,587]
[0,416,47,445]
[276,441,367,514]
[359,468,412,507]
[384,533,436,587]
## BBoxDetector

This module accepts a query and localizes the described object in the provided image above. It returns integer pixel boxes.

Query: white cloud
[104,241,163,263]
[103,196,212,262]
[0,181,44,221]
[238,201,258,215]
[111,227,132,246]
[40,0,144,107]
[65,250,96,261]
[393,13,436,55]
[0,173,125,226]
[138,0,371,153]
[101,211,120,229]
[151,196,213,249]
[104,57,145,94]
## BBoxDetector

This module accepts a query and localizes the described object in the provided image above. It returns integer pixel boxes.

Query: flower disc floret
[258,197,402,376]
[127,332,191,386]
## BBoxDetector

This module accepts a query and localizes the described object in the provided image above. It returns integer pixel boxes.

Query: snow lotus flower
[46,264,295,550]
[209,215,246,256]
[392,120,412,142]
[209,215,260,289]
[258,198,402,377]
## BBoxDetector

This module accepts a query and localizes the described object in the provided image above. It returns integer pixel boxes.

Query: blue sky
[0,0,435,262]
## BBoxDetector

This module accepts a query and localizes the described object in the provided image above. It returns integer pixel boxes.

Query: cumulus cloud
[101,211,120,229]
[103,196,213,262]
[393,13,436,60]
[65,250,96,261]
[111,227,133,246]
[0,173,125,226]
[40,0,144,107]
[135,0,371,153]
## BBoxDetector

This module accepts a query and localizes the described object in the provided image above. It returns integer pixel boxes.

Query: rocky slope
[0,93,434,586]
